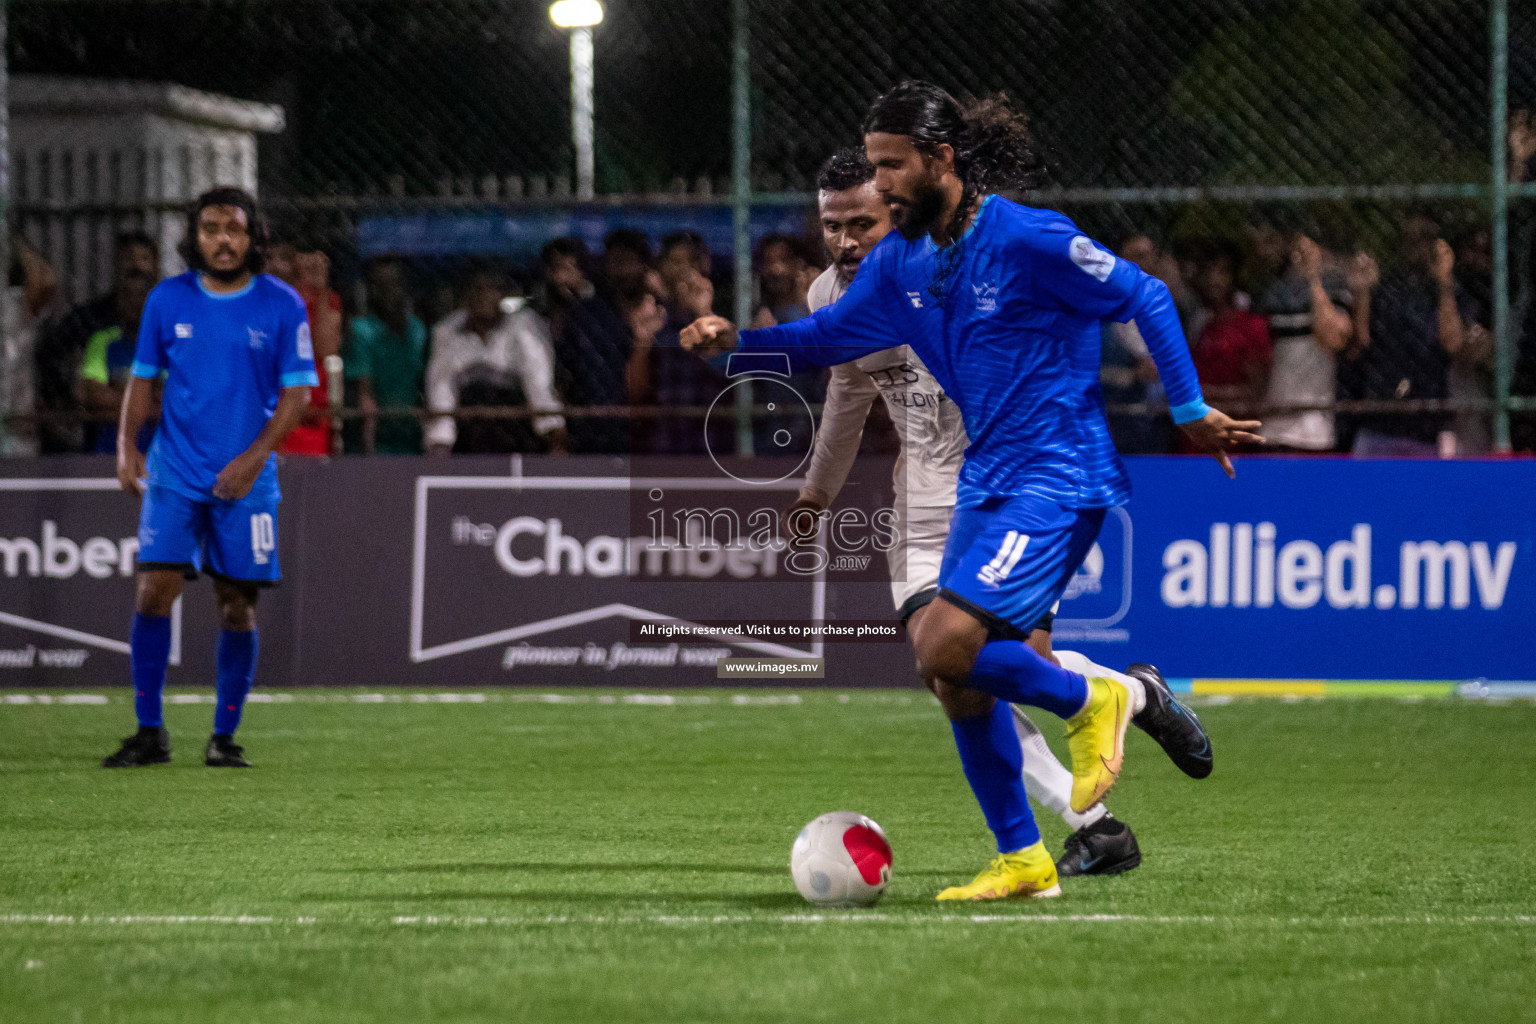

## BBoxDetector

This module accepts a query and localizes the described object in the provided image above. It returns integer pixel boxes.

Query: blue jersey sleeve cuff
[1169,399,1211,424]
[131,360,162,379]
[281,370,321,388]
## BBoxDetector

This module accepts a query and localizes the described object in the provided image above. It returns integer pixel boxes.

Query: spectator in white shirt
[425,262,567,456]
[1,236,58,456]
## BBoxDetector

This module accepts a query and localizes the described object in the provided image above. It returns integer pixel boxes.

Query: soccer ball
[789,812,893,908]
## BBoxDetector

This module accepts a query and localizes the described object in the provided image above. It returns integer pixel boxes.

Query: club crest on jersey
[174,323,193,338]
[973,281,998,313]
[1069,236,1116,282]
[906,291,924,308]
[247,327,268,350]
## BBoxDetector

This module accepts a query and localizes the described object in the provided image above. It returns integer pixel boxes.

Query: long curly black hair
[863,81,1042,297]
[178,186,268,275]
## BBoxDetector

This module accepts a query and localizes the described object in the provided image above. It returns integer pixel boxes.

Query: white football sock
[1053,649,1146,715]
[1013,705,1108,831]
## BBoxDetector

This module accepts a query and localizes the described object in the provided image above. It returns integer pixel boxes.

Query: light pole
[549,0,602,201]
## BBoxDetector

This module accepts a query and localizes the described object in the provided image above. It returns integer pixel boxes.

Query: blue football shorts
[936,493,1105,640]
[135,485,281,585]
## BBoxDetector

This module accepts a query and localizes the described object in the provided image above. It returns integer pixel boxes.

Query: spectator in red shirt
[269,241,342,455]
[1189,242,1271,407]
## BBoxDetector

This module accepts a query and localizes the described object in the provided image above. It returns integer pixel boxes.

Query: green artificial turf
[1,690,1533,1023]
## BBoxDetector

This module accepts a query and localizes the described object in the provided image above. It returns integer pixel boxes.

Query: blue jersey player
[683,83,1262,900]
[102,187,318,770]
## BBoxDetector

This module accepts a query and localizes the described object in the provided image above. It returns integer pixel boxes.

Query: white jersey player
[785,149,1143,876]
[800,265,967,624]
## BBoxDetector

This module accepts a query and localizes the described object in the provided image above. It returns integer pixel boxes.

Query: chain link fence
[2,0,1532,457]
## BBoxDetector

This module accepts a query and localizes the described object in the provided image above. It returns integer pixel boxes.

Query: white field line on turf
[4,912,1533,928]
[0,692,811,706]
[9,691,1529,708]
[0,914,314,925]
[393,913,1536,927]
[2,694,109,705]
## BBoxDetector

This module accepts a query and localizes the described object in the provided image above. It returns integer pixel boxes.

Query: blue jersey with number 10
[739,195,1210,511]
[131,271,318,502]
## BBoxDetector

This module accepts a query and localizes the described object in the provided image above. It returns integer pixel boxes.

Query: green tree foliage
[1169,1,1484,185]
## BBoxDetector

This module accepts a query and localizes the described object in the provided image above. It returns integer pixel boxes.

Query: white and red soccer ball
[790,812,893,908]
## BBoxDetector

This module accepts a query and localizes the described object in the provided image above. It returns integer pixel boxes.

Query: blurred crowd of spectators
[1105,210,1495,457]
[2,109,1534,460]
[2,222,840,460]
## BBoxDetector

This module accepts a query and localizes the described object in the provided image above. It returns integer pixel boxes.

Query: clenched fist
[679,315,740,356]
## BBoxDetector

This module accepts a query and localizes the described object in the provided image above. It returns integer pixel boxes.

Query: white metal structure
[9,75,284,302]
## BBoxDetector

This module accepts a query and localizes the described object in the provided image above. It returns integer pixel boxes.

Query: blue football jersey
[738,195,1209,510]
[131,272,318,501]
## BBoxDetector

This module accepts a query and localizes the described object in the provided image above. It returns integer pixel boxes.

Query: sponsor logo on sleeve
[1069,236,1116,282]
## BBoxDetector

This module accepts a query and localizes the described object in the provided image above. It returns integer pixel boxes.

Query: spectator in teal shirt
[345,255,427,454]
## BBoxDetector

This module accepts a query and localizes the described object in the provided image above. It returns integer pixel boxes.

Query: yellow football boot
[1065,675,1136,813]
[935,841,1061,901]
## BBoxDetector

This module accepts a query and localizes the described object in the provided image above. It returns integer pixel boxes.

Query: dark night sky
[7,0,1527,197]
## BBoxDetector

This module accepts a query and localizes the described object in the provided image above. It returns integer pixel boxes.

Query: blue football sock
[130,613,173,728]
[214,629,258,736]
[967,639,1090,719]
[950,700,1041,853]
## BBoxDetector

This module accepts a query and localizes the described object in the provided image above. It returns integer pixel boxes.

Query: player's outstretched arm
[1067,241,1265,477]
[1022,224,1265,476]
[213,386,311,501]
[1178,408,1266,479]
[116,376,154,495]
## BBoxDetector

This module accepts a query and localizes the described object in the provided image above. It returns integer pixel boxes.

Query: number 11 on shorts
[978,530,1029,586]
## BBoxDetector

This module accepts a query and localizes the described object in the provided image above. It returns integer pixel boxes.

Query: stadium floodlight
[549,1,603,200]
[549,0,602,28]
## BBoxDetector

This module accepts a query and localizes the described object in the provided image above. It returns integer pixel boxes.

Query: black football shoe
[101,726,171,768]
[204,734,252,768]
[1127,663,1213,780]
[1056,816,1142,877]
